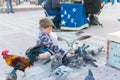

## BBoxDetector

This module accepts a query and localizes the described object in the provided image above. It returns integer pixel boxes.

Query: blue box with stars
[60,3,88,30]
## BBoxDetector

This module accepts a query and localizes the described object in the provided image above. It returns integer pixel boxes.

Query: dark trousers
[45,10,61,28]
[6,0,14,13]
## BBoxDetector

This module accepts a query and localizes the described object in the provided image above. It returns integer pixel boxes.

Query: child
[36,17,71,64]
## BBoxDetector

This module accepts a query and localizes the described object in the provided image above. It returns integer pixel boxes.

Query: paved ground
[0,2,42,13]
[0,2,120,80]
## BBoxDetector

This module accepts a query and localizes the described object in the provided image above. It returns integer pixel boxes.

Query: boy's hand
[66,53,72,57]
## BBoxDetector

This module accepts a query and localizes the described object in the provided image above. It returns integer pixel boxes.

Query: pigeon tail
[84,69,95,80]
[88,69,93,76]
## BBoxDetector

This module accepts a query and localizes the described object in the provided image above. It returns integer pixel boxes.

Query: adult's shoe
[11,11,15,13]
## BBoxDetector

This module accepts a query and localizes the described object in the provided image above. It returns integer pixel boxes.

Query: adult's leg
[89,14,97,25]
[9,0,14,13]
[46,10,61,28]
[6,0,10,13]
[52,14,61,28]
[84,5,95,15]
[84,5,97,24]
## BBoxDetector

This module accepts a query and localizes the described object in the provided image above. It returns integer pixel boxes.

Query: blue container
[60,3,88,30]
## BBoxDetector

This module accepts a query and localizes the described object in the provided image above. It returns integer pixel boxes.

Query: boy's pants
[40,47,54,55]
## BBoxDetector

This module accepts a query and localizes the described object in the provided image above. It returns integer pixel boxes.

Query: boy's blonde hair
[39,17,54,29]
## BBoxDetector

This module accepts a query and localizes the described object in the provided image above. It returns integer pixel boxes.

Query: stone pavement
[0,2,42,13]
[0,3,120,80]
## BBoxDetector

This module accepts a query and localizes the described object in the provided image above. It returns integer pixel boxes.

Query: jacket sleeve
[41,34,67,55]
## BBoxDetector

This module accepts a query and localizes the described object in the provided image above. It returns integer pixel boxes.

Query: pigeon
[51,56,63,71]
[49,66,73,80]
[75,30,84,36]
[62,53,85,68]
[84,69,95,80]
[83,55,98,67]
[57,35,91,52]
[74,43,89,57]
[75,44,98,67]
[67,58,83,68]
[6,69,17,80]
[89,46,104,56]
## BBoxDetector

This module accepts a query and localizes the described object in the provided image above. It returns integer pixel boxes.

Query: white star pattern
[67,14,71,19]
[73,8,77,12]
[61,6,63,10]
[61,14,64,17]
[74,22,77,27]
[64,10,67,15]
[71,18,74,23]
[60,3,88,29]
[61,20,66,25]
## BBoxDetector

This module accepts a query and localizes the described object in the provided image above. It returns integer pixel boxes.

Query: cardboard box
[107,31,120,69]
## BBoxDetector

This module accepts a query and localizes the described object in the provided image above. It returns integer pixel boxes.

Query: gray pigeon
[6,73,17,80]
[67,58,83,69]
[89,46,104,56]
[75,30,84,36]
[49,66,73,80]
[57,35,91,52]
[84,69,95,80]
[51,56,63,71]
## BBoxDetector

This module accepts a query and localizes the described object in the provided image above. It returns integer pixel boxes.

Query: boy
[36,17,71,63]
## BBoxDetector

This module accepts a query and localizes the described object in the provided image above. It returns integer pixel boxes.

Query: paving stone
[0,3,120,80]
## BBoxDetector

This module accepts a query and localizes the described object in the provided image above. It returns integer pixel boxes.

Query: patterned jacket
[36,30,67,56]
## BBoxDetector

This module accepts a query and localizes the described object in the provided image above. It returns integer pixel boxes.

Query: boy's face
[41,26,53,34]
